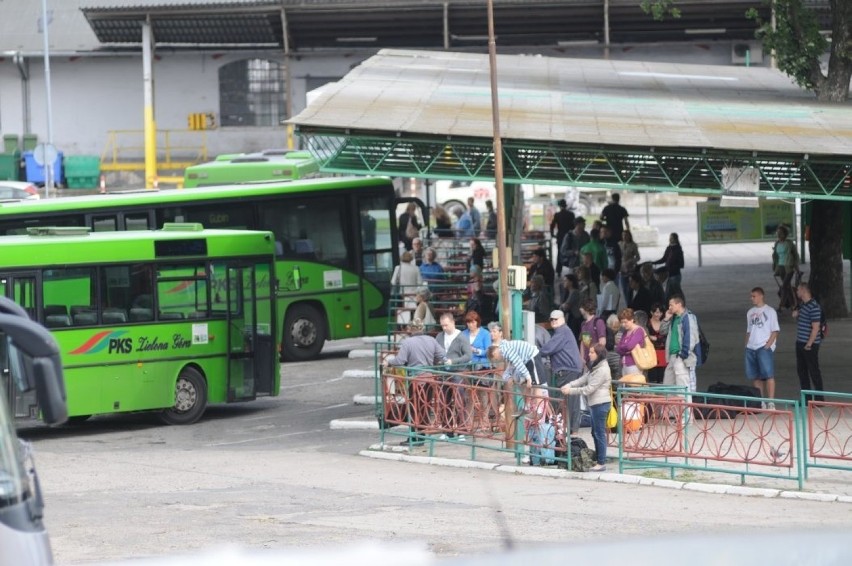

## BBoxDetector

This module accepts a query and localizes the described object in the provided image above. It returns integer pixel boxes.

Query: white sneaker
[455,435,467,442]
[760,401,767,410]
[767,402,776,411]
[521,455,530,464]
[436,433,449,441]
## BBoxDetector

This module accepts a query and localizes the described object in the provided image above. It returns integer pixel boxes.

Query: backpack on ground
[569,437,596,472]
[693,382,761,419]
[528,420,556,466]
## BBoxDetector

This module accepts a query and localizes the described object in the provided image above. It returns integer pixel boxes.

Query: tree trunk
[808,201,848,318]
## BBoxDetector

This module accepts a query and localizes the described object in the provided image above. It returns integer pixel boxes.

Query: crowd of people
[385,193,827,469]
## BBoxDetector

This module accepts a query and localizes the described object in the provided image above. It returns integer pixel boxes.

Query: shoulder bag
[631,334,657,371]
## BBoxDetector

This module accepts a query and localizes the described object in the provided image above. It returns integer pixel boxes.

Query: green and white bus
[0,176,420,361]
[0,224,279,425]
[183,149,321,188]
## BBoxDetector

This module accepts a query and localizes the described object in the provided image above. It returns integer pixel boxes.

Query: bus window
[260,196,352,270]
[157,264,209,318]
[125,213,152,231]
[358,196,394,287]
[0,214,86,236]
[92,215,118,232]
[157,204,252,230]
[44,268,95,325]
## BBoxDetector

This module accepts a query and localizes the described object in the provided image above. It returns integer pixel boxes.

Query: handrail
[100,129,209,172]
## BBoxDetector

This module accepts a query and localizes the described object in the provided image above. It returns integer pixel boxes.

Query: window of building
[219,59,286,127]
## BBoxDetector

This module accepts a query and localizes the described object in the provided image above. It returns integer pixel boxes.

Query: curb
[353,394,379,405]
[342,369,377,379]
[357,448,851,503]
[348,349,375,359]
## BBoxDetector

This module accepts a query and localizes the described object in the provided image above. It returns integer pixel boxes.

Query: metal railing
[801,390,852,478]
[100,129,209,172]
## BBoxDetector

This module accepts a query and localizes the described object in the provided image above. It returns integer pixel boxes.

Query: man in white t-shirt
[745,287,780,409]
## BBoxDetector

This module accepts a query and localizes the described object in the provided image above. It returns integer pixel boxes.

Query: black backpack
[819,308,828,340]
[697,324,710,366]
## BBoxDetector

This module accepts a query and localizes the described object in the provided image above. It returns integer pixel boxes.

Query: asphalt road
[20,336,852,565]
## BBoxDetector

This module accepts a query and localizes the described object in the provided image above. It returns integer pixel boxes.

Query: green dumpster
[3,135,19,153]
[64,155,101,189]
[0,152,21,181]
[22,134,38,152]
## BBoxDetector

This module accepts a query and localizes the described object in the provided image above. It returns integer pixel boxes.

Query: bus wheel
[160,367,207,425]
[282,304,326,361]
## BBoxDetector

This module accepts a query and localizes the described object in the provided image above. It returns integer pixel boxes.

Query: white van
[433,180,606,217]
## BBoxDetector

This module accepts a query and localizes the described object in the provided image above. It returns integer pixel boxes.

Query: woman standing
[559,274,582,337]
[646,302,667,384]
[398,202,421,251]
[433,206,453,237]
[469,238,486,272]
[772,225,799,311]
[561,343,612,472]
[652,232,685,288]
[619,230,640,299]
[615,308,648,376]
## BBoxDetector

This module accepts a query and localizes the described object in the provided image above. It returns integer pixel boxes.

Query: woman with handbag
[561,343,612,472]
[615,308,648,376]
[646,303,667,384]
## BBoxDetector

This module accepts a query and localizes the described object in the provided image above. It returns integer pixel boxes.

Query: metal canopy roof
[79,0,774,49]
[289,49,852,201]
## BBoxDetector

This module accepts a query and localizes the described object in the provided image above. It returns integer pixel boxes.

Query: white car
[433,180,604,216]
[0,181,40,200]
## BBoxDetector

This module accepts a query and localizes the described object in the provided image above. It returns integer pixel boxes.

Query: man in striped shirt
[792,282,824,402]
[487,339,545,389]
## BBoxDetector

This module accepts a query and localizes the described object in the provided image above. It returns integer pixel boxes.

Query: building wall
[1,40,754,161]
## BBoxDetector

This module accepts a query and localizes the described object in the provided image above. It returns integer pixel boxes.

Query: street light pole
[487,0,511,337]
[41,0,55,198]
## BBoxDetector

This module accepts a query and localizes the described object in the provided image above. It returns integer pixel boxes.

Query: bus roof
[0,176,392,216]
[0,226,275,268]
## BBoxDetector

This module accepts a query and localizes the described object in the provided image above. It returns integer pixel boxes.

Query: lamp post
[41,0,55,198]
[486,0,511,337]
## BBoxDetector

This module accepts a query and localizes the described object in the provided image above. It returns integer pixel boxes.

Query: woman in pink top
[616,308,647,376]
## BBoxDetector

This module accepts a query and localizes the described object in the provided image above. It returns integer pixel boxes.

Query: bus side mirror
[291,266,302,291]
[33,356,67,426]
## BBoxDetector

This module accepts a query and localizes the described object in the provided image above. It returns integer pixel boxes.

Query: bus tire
[282,303,326,362]
[160,367,207,425]
[442,199,465,213]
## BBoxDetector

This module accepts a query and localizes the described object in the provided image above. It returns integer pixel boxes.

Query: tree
[644,0,851,316]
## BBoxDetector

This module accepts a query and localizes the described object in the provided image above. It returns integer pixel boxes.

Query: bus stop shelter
[288,49,852,202]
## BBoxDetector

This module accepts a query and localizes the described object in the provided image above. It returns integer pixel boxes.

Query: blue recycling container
[23,151,64,185]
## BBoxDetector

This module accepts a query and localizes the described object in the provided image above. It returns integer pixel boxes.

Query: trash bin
[0,152,20,181]
[22,134,38,152]
[64,155,101,189]
[3,135,19,153]
[23,151,64,186]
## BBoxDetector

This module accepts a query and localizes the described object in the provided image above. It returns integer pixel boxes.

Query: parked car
[0,181,40,200]
[433,180,604,216]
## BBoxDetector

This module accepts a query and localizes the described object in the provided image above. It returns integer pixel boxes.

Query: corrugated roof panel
[290,49,852,157]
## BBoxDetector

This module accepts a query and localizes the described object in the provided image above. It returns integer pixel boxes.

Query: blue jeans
[589,401,610,465]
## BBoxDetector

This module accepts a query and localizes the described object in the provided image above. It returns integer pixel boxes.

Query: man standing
[467,197,482,236]
[792,282,824,402]
[550,199,575,271]
[580,228,608,274]
[435,312,473,439]
[600,192,630,243]
[527,248,555,292]
[539,310,584,434]
[560,216,590,273]
[745,287,780,409]
[383,318,447,446]
[660,294,700,402]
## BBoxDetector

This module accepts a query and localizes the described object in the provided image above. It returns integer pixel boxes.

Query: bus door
[224,263,275,401]
[0,272,38,418]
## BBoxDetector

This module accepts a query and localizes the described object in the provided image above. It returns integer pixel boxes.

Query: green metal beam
[300,130,852,201]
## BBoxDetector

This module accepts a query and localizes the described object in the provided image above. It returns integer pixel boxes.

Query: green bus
[0,176,421,361]
[183,149,321,188]
[0,224,279,425]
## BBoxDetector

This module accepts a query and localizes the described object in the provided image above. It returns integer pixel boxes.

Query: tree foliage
[641,1,851,316]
